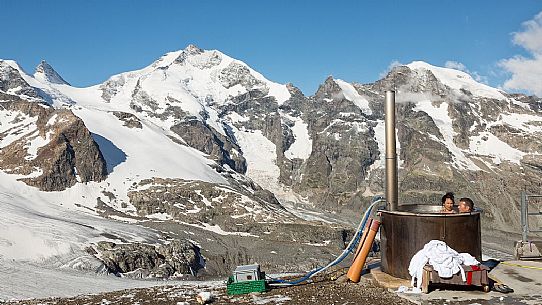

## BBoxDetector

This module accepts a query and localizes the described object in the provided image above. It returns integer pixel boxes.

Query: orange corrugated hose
[347,219,381,283]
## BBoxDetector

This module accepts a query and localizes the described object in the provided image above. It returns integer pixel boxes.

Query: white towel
[408,248,429,288]
[460,252,479,266]
[408,240,480,288]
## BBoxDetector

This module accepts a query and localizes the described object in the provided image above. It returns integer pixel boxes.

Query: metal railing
[520,192,542,242]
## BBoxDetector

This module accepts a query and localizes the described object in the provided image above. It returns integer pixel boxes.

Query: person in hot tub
[441,192,456,213]
[458,197,474,213]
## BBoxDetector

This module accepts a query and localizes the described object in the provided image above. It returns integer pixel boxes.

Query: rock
[93,240,202,278]
[0,100,107,191]
[196,292,213,304]
[112,111,143,129]
[170,119,246,173]
[127,177,292,230]
[218,62,265,91]
[99,75,126,102]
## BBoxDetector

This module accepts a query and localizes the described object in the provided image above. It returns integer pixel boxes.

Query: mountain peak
[184,44,203,55]
[405,61,506,100]
[34,60,70,85]
[314,75,342,99]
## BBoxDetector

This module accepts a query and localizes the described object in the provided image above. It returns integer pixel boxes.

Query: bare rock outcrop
[0,100,107,191]
[112,111,143,129]
[127,177,292,232]
[93,239,202,278]
[218,62,265,90]
[170,119,247,173]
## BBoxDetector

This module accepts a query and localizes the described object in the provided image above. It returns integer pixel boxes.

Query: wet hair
[460,197,474,211]
[441,192,455,205]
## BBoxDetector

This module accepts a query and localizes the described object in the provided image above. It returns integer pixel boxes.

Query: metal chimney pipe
[385,90,398,211]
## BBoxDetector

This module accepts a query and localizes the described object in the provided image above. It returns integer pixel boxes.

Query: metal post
[521,192,527,242]
[385,90,398,211]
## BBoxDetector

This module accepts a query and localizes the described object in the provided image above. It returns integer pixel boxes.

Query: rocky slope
[0,94,106,191]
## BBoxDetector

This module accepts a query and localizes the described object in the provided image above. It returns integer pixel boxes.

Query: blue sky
[1,0,541,95]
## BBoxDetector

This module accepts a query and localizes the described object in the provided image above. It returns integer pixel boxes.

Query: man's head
[458,197,474,213]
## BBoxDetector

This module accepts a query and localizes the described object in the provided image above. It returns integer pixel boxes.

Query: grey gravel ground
[1,270,413,305]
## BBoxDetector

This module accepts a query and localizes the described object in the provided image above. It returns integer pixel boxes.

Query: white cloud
[379,60,402,78]
[444,61,488,84]
[388,60,402,70]
[512,12,542,54]
[500,11,542,96]
[444,61,467,72]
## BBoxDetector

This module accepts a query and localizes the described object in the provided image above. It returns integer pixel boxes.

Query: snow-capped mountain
[1,45,542,298]
[0,46,346,298]
[34,60,70,85]
[406,61,505,100]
